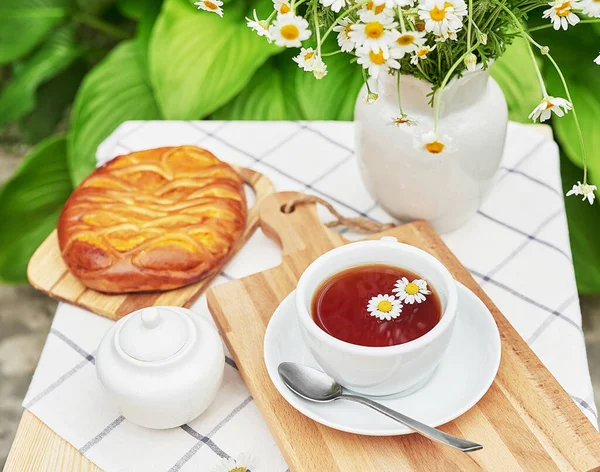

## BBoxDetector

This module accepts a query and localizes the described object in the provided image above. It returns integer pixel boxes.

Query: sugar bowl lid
[118,306,189,362]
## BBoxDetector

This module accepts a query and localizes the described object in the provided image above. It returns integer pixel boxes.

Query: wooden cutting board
[206,191,600,472]
[26,165,274,320]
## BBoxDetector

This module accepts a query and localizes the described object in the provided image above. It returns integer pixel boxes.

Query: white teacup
[296,237,458,396]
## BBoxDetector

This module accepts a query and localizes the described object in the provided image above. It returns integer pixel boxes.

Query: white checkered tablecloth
[23,121,597,472]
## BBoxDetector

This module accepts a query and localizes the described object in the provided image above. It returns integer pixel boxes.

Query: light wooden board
[205,191,600,472]
[26,165,274,321]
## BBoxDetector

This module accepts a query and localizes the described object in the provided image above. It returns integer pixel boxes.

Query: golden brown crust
[57,146,247,293]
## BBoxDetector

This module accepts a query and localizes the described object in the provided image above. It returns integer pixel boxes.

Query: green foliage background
[0,0,598,291]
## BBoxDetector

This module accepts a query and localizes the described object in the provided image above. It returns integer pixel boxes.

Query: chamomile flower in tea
[393,278,431,304]
[367,294,403,320]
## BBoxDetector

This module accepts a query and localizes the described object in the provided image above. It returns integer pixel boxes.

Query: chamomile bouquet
[195,0,599,204]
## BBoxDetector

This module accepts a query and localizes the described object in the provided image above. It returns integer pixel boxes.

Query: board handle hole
[281,203,295,214]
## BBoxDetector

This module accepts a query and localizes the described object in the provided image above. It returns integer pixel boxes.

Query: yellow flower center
[377,300,393,312]
[365,22,384,38]
[397,34,415,46]
[369,50,386,65]
[204,0,218,9]
[405,283,420,295]
[345,23,352,35]
[280,24,300,40]
[229,468,247,472]
[279,3,291,13]
[425,141,445,153]
[417,47,429,57]
[543,99,555,109]
[367,1,386,13]
[430,5,447,21]
[555,1,571,16]
[304,51,314,60]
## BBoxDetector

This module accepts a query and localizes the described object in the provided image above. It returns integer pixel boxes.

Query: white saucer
[263,282,501,436]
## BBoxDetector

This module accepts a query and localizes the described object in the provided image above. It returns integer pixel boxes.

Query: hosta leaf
[67,40,162,185]
[212,60,303,120]
[0,136,73,284]
[149,0,279,119]
[215,49,362,121]
[0,0,69,64]
[0,25,80,130]
[21,60,87,144]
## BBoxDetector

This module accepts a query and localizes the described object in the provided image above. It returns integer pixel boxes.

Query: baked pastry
[57,146,247,293]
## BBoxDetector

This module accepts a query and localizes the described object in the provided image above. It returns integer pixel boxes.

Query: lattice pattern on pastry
[57,146,247,292]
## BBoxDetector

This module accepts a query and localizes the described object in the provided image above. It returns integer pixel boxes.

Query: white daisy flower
[528,96,572,122]
[194,0,223,17]
[270,13,312,48]
[212,452,256,472]
[393,277,431,304]
[293,47,317,71]
[363,0,394,16]
[391,114,418,126]
[333,17,356,52]
[413,130,456,154]
[418,0,466,37]
[595,53,600,64]
[410,44,436,64]
[566,181,597,205]
[312,56,328,79]
[246,10,272,41]
[273,0,292,15]
[390,30,427,58]
[436,29,458,42]
[542,0,581,30]
[357,47,401,78]
[581,0,600,17]
[350,11,398,53]
[367,294,403,321]
[321,0,347,12]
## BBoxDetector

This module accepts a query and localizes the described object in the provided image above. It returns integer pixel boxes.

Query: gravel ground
[1,145,599,468]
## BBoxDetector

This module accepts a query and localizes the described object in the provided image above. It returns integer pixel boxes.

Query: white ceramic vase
[354,69,508,233]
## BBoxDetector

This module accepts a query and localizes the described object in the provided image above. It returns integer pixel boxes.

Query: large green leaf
[215,49,363,121]
[490,36,542,123]
[212,60,303,120]
[0,26,80,130]
[288,50,363,120]
[0,0,69,64]
[67,40,162,186]
[21,60,87,144]
[149,0,279,119]
[0,136,73,284]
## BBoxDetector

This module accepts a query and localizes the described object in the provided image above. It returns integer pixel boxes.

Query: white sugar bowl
[96,306,224,429]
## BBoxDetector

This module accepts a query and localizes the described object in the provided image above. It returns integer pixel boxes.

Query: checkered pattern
[24,121,597,471]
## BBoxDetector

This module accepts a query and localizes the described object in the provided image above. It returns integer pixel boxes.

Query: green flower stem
[319,1,368,45]
[416,62,433,82]
[73,12,130,39]
[398,7,407,32]
[397,72,404,115]
[433,41,480,133]
[488,0,589,184]
[467,0,473,49]
[313,0,321,55]
[321,50,344,56]
[545,52,588,182]
[527,18,600,32]
[362,68,374,96]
